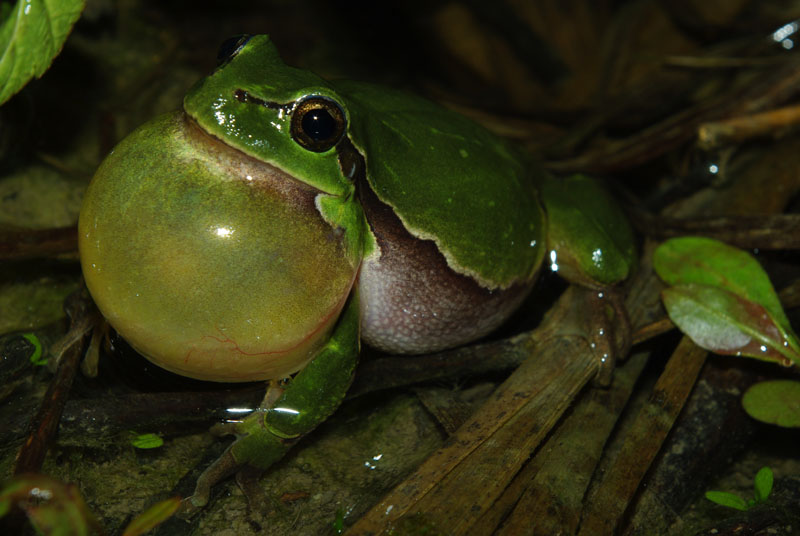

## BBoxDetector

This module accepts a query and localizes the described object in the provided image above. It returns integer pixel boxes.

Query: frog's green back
[186,35,544,290]
[337,81,544,289]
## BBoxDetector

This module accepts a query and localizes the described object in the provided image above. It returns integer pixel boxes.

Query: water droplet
[549,250,559,272]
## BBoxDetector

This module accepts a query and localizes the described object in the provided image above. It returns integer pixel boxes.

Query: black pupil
[301,108,336,142]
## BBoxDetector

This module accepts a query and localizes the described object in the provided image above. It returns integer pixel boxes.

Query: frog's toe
[184,445,242,510]
[588,287,631,387]
[178,457,269,516]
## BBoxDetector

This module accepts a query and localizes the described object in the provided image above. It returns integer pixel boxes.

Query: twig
[698,104,800,150]
[346,287,601,535]
[0,226,78,260]
[577,336,708,535]
[13,291,91,474]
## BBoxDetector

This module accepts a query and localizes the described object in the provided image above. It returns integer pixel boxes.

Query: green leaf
[331,508,346,534]
[22,332,45,366]
[661,284,800,366]
[753,466,774,502]
[130,432,164,449]
[742,380,800,427]
[654,237,800,359]
[121,497,180,536]
[705,490,749,511]
[0,0,86,105]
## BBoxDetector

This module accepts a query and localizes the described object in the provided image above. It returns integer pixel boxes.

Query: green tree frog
[78,35,635,509]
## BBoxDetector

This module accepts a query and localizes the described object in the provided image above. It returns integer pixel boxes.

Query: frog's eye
[216,35,252,66]
[291,97,346,153]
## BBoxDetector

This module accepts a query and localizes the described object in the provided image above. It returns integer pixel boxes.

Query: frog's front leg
[539,174,636,384]
[184,290,361,512]
[584,287,631,386]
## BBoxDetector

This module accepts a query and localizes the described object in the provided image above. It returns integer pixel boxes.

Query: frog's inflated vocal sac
[79,35,635,508]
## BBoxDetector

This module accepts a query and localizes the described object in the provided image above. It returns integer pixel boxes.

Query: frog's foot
[179,410,298,517]
[180,293,360,515]
[179,460,268,518]
[180,445,242,516]
[587,287,631,387]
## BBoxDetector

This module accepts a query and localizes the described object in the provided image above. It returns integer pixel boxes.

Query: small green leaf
[331,508,345,534]
[22,332,45,366]
[130,433,164,449]
[705,490,749,511]
[654,237,800,361]
[753,466,774,503]
[661,284,800,365]
[742,380,800,427]
[121,497,180,536]
[0,0,86,105]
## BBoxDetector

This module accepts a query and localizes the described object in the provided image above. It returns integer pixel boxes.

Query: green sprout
[22,333,46,366]
[331,508,346,534]
[705,466,773,511]
[129,432,164,449]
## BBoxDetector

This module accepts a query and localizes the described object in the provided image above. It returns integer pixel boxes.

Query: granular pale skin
[357,176,537,354]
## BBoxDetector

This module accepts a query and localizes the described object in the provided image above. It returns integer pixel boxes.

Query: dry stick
[623,365,761,536]
[13,291,93,474]
[350,338,595,535]
[13,339,83,474]
[663,55,788,69]
[633,212,800,251]
[576,336,708,536]
[698,104,800,150]
[470,245,665,534]
[545,58,800,174]
[346,287,600,535]
[0,226,78,260]
[486,351,650,536]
